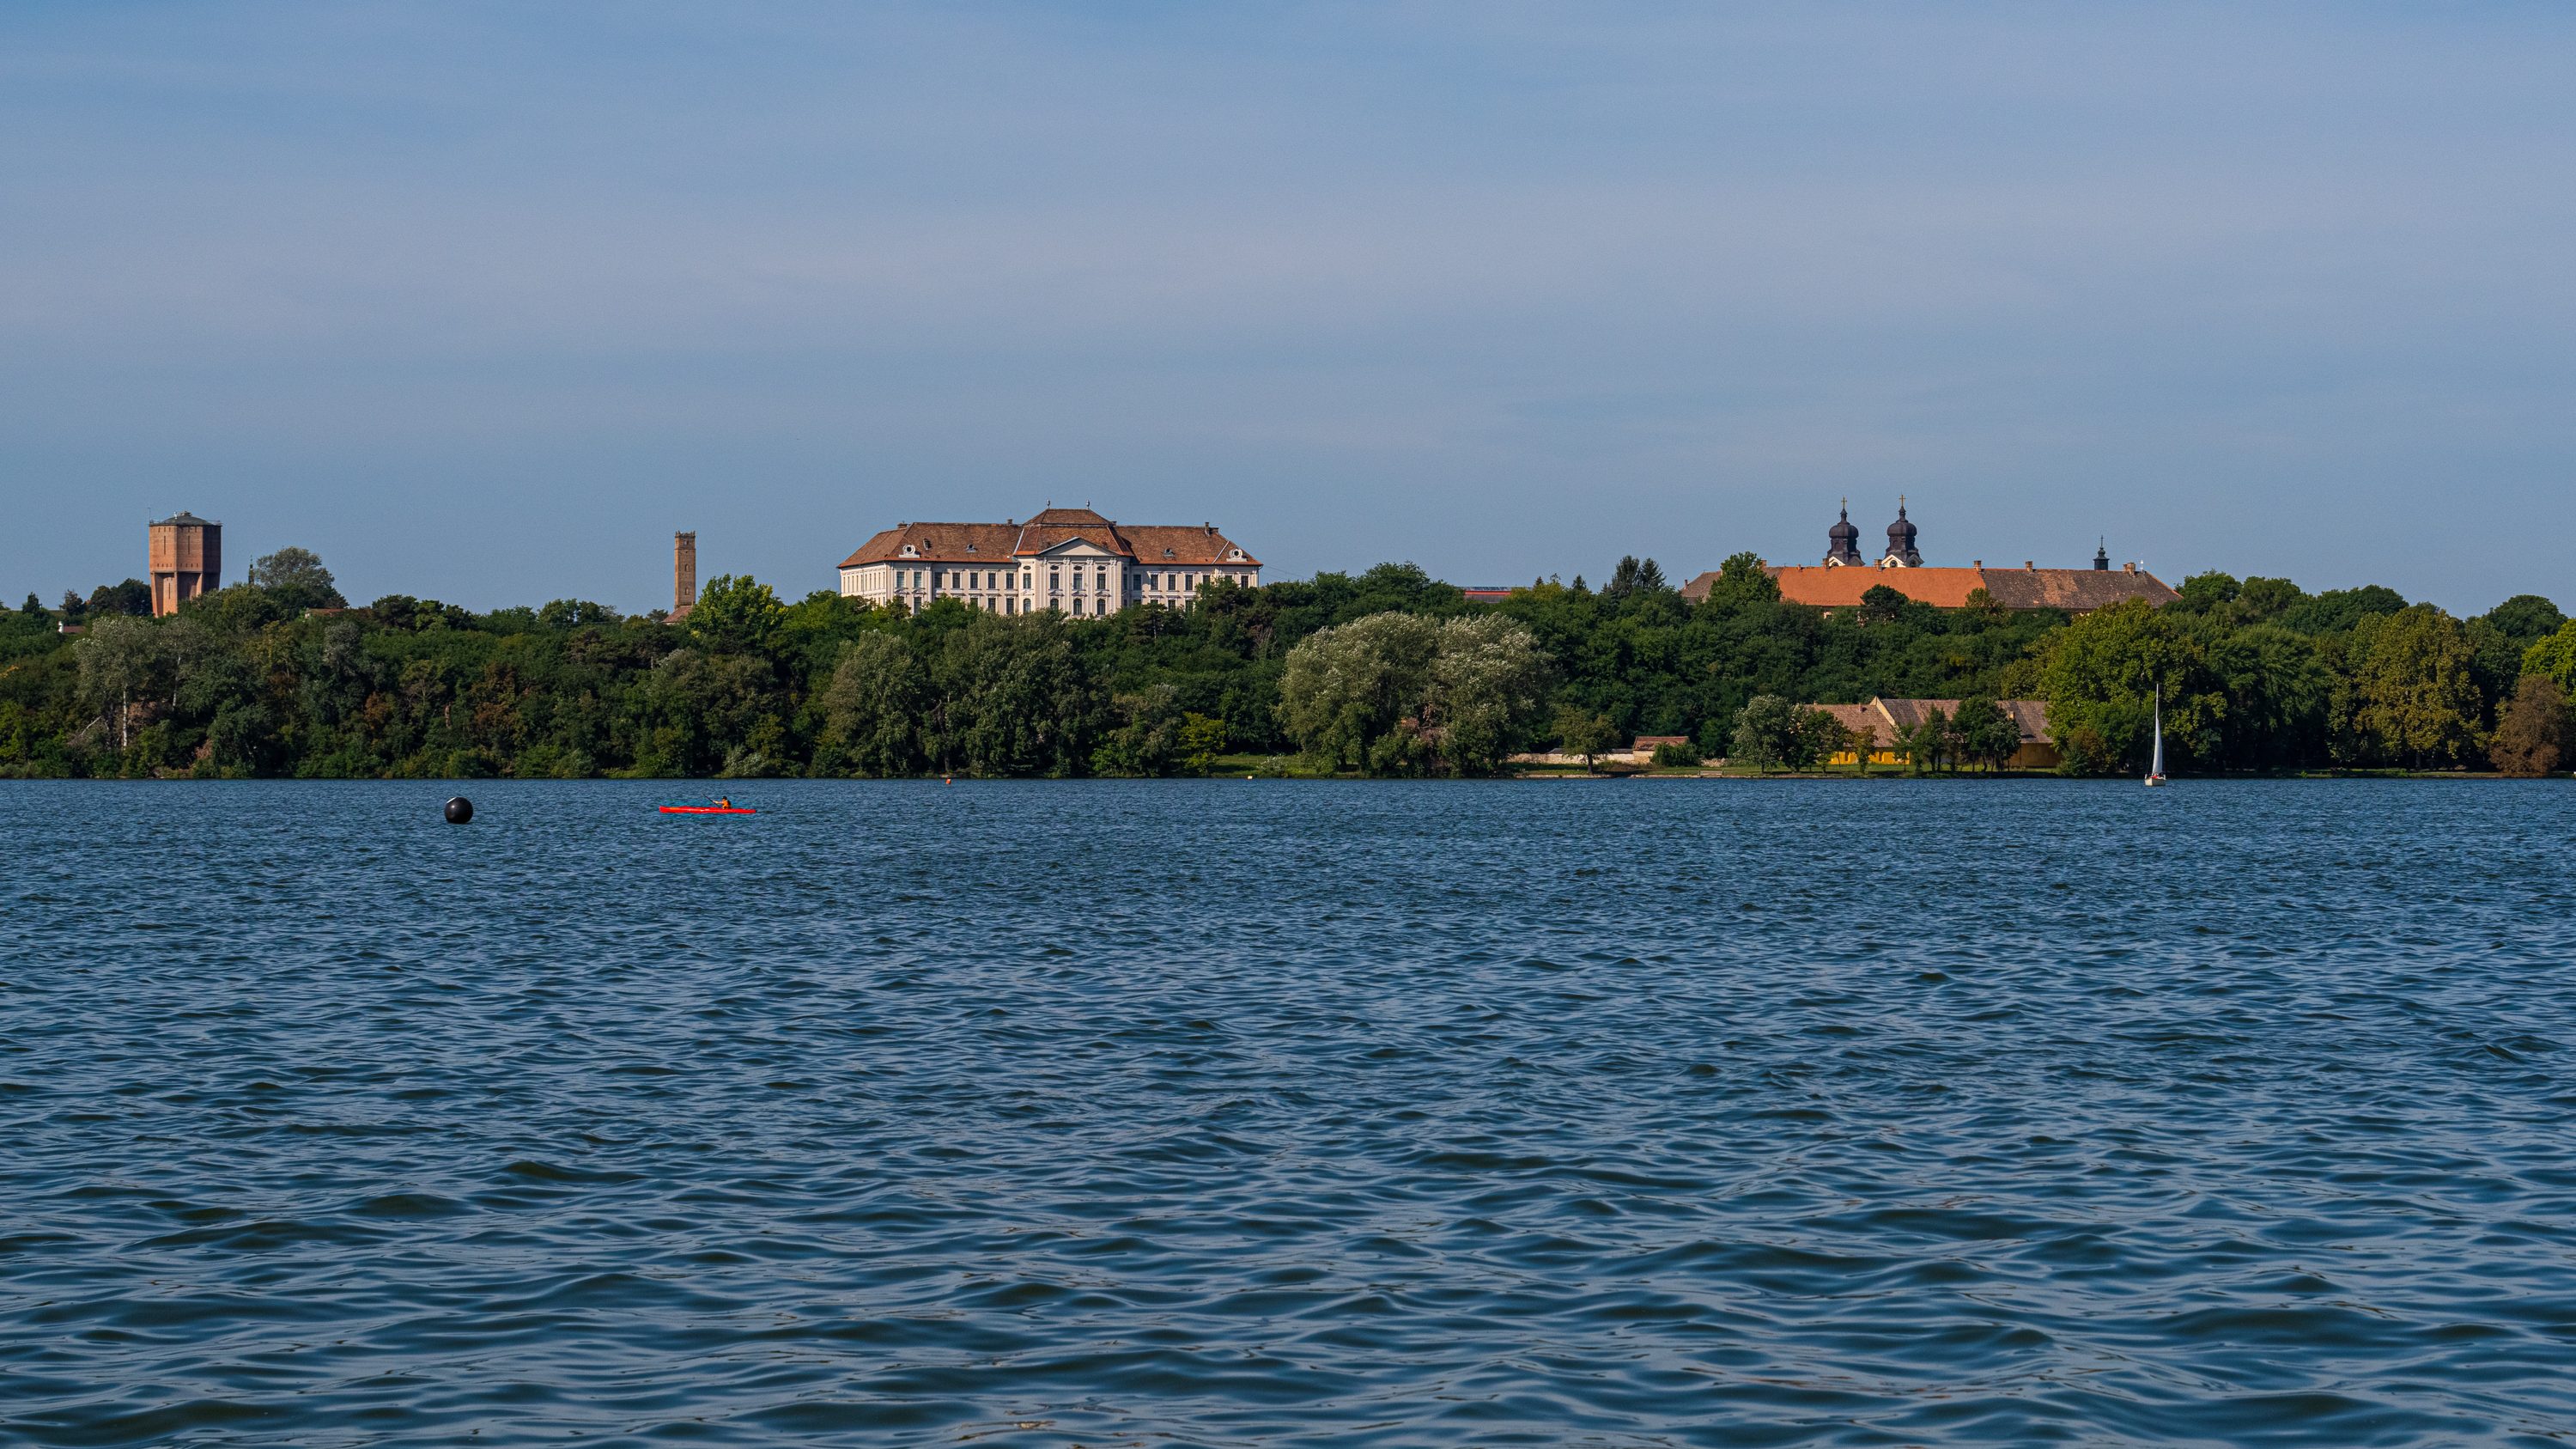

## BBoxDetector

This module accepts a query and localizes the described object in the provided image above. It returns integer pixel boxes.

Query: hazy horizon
[5,3,2572,616]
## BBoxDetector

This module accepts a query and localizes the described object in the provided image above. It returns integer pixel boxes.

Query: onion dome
[1880,496,1922,567]
[1824,499,1864,566]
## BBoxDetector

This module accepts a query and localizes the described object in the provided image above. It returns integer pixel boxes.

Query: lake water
[5,778,2575,1446]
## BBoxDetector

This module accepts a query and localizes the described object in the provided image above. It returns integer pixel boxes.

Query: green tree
[2482,594,2566,642]
[1896,706,1952,774]
[1856,584,1908,626]
[1602,556,1669,600]
[2039,600,2215,774]
[1796,708,1852,771]
[816,633,924,776]
[2174,571,2241,616]
[2348,606,2484,769]
[1951,695,2020,772]
[2206,624,2330,770]
[1699,551,1780,611]
[933,612,1101,776]
[248,547,347,611]
[687,575,787,655]
[85,580,153,618]
[1178,712,1229,775]
[537,599,622,628]
[2234,576,2305,622]
[2281,585,2406,635]
[1554,704,1622,770]
[1094,685,1183,776]
[2524,620,2576,697]
[2490,676,2573,776]
[1729,694,1802,773]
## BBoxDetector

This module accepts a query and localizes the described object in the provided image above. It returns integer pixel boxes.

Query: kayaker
[714,796,732,809]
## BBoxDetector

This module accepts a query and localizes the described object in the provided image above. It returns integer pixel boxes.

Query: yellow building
[1807,697,2059,770]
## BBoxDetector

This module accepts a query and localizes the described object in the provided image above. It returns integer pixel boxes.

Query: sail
[2150,683,2165,779]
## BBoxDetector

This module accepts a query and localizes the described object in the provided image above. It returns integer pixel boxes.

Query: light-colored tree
[1277,612,1443,771]
[1427,615,1549,774]
[76,615,164,752]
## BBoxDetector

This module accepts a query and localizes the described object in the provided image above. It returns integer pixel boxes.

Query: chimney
[1972,559,1982,568]
[2124,561,2137,575]
[673,531,697,618]
[2024,560,2035,570]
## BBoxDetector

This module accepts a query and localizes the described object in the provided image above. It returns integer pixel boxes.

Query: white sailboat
[2145,680,2168,787]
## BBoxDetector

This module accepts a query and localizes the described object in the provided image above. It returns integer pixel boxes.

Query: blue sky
[3,3,2571,613]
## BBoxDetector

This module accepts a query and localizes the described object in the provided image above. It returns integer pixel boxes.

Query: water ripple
[4,778,2575,1445]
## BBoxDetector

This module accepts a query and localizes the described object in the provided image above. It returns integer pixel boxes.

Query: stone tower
[672,532,697,620]
[148,512,221,616]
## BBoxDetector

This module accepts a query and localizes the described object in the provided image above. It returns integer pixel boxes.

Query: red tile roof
[1679,563,2176,612]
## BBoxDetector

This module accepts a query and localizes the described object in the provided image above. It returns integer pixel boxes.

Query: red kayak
[659,805,756,814]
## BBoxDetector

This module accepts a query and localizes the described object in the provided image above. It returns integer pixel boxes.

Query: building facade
[148,512,221,617]
[1680,502,2178,612]
[1810,697,2060,770]
[836,508,1261,616]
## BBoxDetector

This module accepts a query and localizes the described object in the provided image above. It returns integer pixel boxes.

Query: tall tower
[148,512,222,616]
[672,531,697,620]
[1823,498,1864,566]
[1880,496,1922,568]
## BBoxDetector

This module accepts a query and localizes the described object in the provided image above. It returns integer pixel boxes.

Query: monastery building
[837,507,1261,615]
[1680,500,2179,612]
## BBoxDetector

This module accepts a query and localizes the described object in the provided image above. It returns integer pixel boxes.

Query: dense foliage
[2,548,2569,778]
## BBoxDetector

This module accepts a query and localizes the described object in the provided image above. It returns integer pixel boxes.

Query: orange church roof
[1680,563,2177,612]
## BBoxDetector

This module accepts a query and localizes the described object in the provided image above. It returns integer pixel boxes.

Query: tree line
[3,548,2571,778]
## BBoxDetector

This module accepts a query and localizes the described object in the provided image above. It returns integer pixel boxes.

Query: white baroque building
[836,507,1262,616]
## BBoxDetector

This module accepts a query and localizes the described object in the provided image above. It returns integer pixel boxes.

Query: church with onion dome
[1680,499,2182,613]
[1821,496,1923,569]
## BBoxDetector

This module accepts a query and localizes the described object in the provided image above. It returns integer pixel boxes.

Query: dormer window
[901,545,917,557]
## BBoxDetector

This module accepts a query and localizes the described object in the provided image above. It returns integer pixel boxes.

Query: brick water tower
[671,531,697,621]
[149,512,222,616]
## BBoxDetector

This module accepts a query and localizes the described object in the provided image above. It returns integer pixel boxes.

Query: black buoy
[444,796,474,825]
